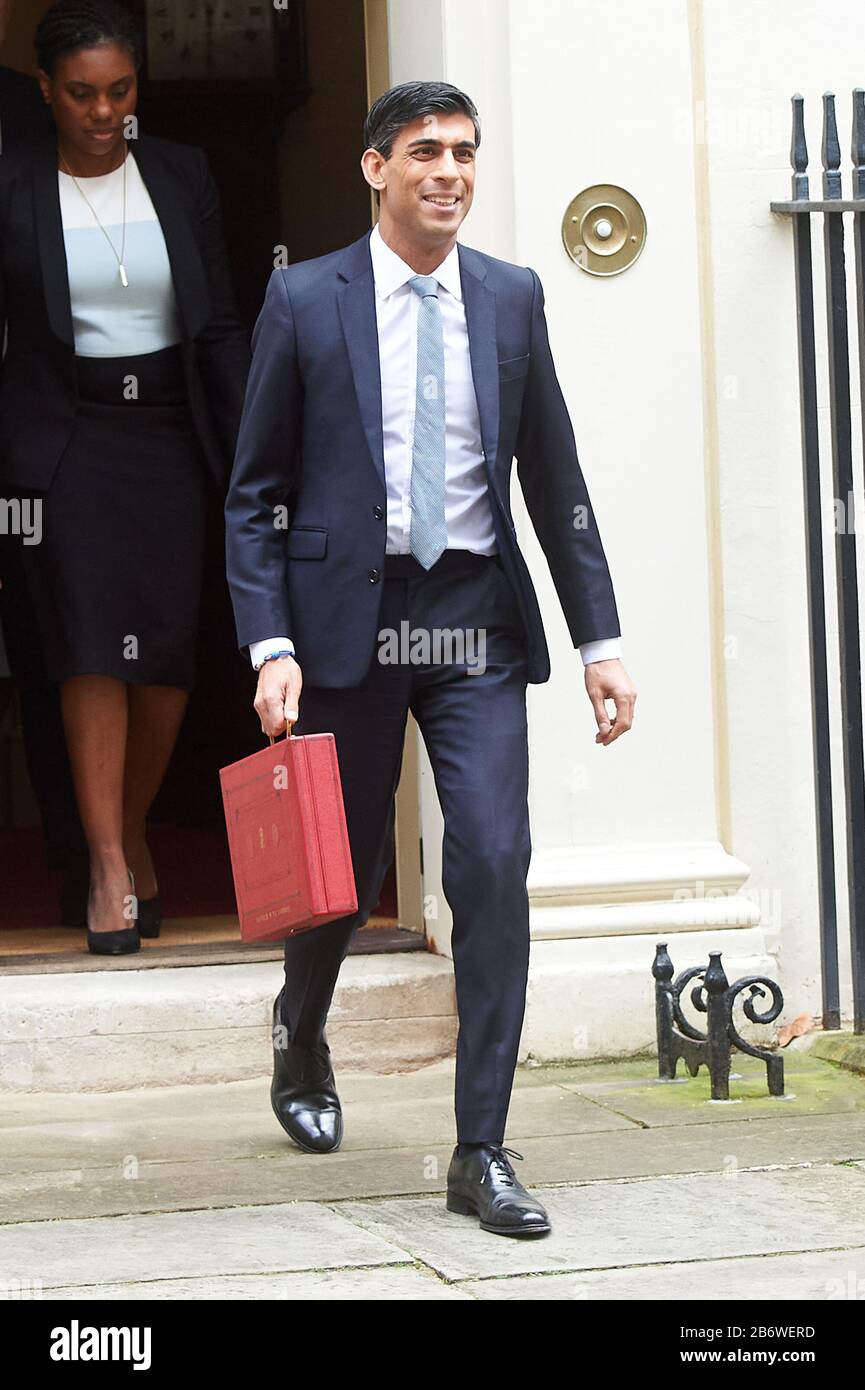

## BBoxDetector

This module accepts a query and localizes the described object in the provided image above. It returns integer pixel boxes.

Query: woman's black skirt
[20,345,209,690]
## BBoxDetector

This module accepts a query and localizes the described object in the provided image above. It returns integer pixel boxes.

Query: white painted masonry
[385,0,863,1055]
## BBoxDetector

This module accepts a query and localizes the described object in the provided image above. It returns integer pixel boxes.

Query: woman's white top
[58,149,182,357]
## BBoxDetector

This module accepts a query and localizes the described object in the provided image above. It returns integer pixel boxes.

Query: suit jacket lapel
[459,244,501,492]
[336,232,386,491]
[132,133,209,341]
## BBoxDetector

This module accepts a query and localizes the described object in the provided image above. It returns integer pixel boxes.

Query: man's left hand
[584,658,636,745]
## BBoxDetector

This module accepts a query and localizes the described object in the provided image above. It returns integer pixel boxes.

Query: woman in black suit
[0,0,250,953]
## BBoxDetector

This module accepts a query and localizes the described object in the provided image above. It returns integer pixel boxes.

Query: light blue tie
[408,275,448,569]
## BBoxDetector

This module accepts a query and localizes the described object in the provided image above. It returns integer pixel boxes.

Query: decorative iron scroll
[653,944,785,1099]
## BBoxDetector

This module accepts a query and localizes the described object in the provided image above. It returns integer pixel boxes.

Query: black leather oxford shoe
[270,991,343,1154]
[446,1144,551,1236]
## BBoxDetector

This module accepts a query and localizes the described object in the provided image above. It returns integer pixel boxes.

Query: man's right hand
[254,655,303,738]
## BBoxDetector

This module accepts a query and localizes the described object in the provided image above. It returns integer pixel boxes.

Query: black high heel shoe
[86,868,140,956]
[136,893,162,939]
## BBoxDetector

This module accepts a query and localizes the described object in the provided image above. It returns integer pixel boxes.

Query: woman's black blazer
[0,127,251,491]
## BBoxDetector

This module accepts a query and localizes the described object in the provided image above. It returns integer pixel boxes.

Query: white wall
[386,0,863,1049]
[701,0,865,1018]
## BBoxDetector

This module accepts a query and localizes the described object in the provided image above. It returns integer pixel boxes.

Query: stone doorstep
[0,954,459,1095]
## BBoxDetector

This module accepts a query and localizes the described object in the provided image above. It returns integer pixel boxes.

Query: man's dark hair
[363,80,481,160]
[35,0,144,76]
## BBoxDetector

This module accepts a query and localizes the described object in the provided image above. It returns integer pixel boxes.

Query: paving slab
[0,1058,459,1131]
[333,1165,865,1282]
[3,1054,865,1300]
[4,1174,865,1298]
[559,1052,865,1125]
[461,1245,865,1300]
[46,1266,475,1301]
[4,1076,865,1224]
[0,1076,634,1178]
[0,1202,410,1290]
[29,1243,865,1302]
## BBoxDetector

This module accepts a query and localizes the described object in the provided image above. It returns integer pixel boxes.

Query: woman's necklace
[59,147,129,288]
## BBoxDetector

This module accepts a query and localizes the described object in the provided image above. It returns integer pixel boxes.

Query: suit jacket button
[368,568,381,583]
[373,504,384,520]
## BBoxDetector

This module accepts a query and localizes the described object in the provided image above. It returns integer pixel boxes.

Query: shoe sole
[446,1190,551,1236]
[86,937,140,955]
[270,1094,344,1154]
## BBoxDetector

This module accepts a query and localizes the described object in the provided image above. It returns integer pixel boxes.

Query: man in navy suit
[225,81,636,1238]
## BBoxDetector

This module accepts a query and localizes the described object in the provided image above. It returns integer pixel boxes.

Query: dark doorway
[0,0,401,950]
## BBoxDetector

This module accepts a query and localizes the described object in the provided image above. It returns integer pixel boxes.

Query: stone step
[0,954,457,1094]
[799,1029,865,1076]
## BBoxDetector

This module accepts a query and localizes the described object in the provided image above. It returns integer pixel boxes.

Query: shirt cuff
[578,637,622,666]
[249,637,295,670]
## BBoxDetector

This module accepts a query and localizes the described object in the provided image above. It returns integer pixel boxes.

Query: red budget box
[219,732,357,942]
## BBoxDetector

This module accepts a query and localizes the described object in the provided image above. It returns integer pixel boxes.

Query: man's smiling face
[366,111,477,252]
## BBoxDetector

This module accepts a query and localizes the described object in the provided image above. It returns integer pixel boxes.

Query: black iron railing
[771,90,865,1033]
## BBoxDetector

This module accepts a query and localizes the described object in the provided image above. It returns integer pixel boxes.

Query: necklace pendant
[119,263,129,288]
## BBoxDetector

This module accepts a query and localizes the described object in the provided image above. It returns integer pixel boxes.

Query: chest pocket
[498,353,530,382]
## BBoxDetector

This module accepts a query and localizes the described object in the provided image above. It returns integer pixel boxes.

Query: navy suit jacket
[224,229,620,687]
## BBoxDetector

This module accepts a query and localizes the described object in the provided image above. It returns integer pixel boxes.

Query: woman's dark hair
[35,0,144,77]
[363,81,481,159]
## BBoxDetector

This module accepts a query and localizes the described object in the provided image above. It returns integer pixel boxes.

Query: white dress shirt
[250,223,622,670]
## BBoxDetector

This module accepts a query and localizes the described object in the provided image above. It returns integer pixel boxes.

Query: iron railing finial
[791,93,809,200]
[852,88,865,198]
[822,91,843,198]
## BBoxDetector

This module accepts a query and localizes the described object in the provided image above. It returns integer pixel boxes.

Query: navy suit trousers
[281,548,532,1143]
